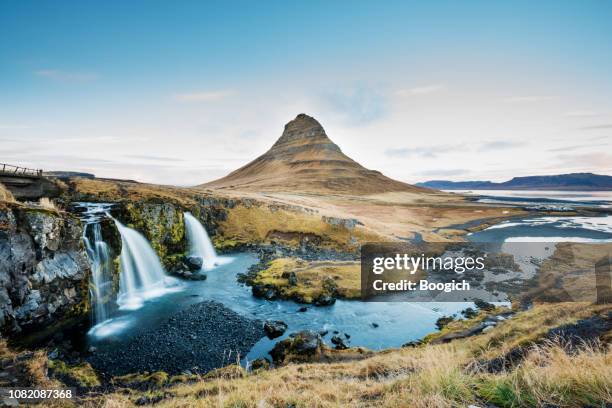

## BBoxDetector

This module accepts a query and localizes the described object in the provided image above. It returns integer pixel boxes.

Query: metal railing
[0,163,43,177]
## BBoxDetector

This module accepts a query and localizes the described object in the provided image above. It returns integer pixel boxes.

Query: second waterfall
[113,219,182,310]
[184,212,232,269]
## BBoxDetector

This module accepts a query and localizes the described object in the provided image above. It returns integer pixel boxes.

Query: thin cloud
[502,96,554,103]
[416,169,469,177]
[578,124,612,130]
[565,110,599,117]
[548,143,607,153]
[478,140,527,151]
[34,69,98,83]
[173,90,235,102]
[126,154,185,162]
[0,124,33,130]
[397,84,445,96]
[385,144,459,158]
[556,152,612,170]
[321,84,388,125]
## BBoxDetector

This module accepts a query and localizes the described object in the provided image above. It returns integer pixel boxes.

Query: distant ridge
[417,173,612,191]
[201,114,428,195]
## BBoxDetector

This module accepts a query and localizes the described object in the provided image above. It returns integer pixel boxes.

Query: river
[78,191,612,366]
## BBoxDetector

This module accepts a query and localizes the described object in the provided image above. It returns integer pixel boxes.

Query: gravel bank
[88,300,264,376]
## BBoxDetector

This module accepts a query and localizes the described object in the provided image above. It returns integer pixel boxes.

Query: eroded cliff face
[0,205,90,334]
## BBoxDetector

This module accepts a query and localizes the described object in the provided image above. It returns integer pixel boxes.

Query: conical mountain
[201,114,425,195]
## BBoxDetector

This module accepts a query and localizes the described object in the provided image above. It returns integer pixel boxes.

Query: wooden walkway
[0,163,43,178]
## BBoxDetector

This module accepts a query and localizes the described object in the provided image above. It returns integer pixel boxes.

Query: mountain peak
[272,113,331,148]
[268,113,342,158]
[201,114,425,195]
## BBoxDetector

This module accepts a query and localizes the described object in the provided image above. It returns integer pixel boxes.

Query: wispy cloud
[578,124,612,130]
[397,84,445,96]
[556,152,612,169]
[478,140,527,151]
[34,69,98,83]
[416,169,469,177]
[125,154,185,162]
[385,144,459,158]
[0,124,33,130]
[321,84,388,125]
[548,143,607,153]
[173,90,235,102]
[564,110,599,117]
[502,96,554,103]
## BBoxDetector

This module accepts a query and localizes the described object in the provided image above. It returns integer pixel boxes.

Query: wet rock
[250,358,270,371]
[297,306,308,313]
[269,330,322,365]
[401,340,422,348]
[371,322,379,328]
[435,316,454,330]
[461,307,478,319]
[281,271,298,286]
[185,256,203,271]
[318,330,329,337]
[431,322,490,344]
[482,325,495,333]
[264,320,288,339]
[252,285,278,300]
[314,294,335,306]
[474,299,495,312]
[331,335,348,350]
[175,269,207,281]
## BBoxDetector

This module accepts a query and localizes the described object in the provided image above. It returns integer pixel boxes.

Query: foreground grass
[67,302,611,407]
[1,303,609,407]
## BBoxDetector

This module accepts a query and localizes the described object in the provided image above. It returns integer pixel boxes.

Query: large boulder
[269,330,323,365]
[263,320,287,339]
[185,256,203,271]
[330,335,348,350]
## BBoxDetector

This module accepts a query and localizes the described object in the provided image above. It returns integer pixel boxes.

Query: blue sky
[1,1,611,185]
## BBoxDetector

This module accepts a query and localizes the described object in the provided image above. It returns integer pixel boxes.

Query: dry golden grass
[38,197,59,211]
[253,258,361,301]
[217,205,383,251]
[69,177,200,206]
[0,182,14,202]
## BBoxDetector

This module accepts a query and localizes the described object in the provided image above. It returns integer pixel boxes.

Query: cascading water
[75,202,184,338]
[113,219,181,310]
[79,203,115,326]
[184,212,232,269]
[84,223,114,323]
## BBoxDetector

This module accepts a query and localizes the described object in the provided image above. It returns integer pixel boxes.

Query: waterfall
[114,219,181,310]
[184,212,231,269]
[84,221,114,325]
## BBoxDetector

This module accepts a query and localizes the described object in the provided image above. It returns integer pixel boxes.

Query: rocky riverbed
[88,300,264,376]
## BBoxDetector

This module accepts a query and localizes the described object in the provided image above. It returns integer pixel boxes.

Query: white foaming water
[83,222,114,324]
[184,212,232,269]
[88,316,134,339]
[114,219,182,311]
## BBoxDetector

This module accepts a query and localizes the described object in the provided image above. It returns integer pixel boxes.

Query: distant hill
[45,171,96,179]
[417,173,612,191]
[201,114,429,195]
